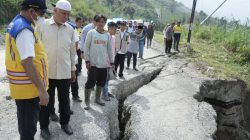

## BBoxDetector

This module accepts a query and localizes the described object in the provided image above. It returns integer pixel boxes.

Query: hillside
[0,0,192,27]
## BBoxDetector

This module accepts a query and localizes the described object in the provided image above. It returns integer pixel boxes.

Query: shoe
[72,97,82,102]
[119,76,125,79]
[50,113,59,122]
[84,89,91,110]
[61,124,73,135]
[70,110,73,115]
[102,96,110,101]
[95,86,105,106]
[133,68,138,71]
[126,67,129,70]
[41,128,51,140]
[108,93,114,98]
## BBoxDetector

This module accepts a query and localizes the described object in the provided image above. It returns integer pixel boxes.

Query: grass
[154,31,164,46]
[154,32,250,86]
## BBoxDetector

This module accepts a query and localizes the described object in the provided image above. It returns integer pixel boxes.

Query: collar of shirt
[49,16,66,26]
[120,30,125,39]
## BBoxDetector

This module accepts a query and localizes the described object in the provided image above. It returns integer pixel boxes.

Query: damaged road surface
[120,56,217,140]
[4,43,243,140]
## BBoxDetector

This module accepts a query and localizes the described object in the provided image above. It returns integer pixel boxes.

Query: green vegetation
[155,22,250,86]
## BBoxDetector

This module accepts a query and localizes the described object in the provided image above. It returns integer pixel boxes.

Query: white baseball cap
[56,0,71,11]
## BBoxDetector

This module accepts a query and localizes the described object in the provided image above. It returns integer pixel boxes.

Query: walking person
[146,24,154,48]
[83,14,114,110]
[80,15,97,60]
[37,0,76,138]
[70,17,83,102]
[138,22,146,59]
[114,21,129,79]
[75,17,83,74]
[102,22,118,101]
[164,22,175,54]
[5,0,49,139]
[173,21,182,52]
[126,25,143,71]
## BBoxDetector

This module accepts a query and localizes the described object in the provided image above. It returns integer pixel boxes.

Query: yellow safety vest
[5,15,49,99]
[173,25,182,34]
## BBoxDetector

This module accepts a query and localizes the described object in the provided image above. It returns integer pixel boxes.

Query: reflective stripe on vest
[41,58,47,87]
[9,78,32,85]
[7,70,28,77]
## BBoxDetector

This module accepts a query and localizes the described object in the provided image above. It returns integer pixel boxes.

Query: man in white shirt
[37,0,76,138]
[114,21,129,79]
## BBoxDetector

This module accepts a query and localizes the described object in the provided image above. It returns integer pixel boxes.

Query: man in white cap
[37,0,76,138]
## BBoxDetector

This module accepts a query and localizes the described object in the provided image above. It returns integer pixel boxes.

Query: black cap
[21,0,47,11]
[120,21,127,25]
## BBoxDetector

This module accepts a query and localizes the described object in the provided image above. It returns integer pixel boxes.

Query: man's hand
[111,63,115,69]
[38,89,49,106]
[71,71,76,83]
[86,62,91,70]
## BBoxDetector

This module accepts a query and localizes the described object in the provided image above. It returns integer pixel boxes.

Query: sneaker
[108,93,114,98]
[50,113,59,122]
[41,128,51,139]
[103,96,110,101]
[119,76,125,79]
[133,68,138,71]
[126,67,129,70]
[72,97,82,102]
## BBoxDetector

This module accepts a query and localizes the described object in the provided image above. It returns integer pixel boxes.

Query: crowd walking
[4,0,183,139]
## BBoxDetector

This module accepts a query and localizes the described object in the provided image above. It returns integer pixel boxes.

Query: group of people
[5,0,156,139]
[163,21,183,54]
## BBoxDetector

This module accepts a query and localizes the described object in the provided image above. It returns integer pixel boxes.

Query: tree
[123,6,135,19]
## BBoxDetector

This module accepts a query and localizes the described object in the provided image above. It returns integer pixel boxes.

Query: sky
[175,0,250,23]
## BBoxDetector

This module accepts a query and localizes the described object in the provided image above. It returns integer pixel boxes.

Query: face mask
[29,9,39,25]
[36,16,45,26]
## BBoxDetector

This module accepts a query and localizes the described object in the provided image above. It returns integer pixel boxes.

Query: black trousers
[71,65,79,98]
[15,97,40,140]
[76,49,82,73]
[174,33,181,51]
[165,38,173,53]
[85,66,107,89]
[114,53,126,77]
[39,79,71,129]
[147,37,153,47]
[127,52,137,68]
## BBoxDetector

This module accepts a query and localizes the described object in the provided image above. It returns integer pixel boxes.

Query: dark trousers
[85,66,107,89]
[127,52,137,68]
[15,97,40,140]
[76,49,82,73]
[174,33,181,51]
[147,37,153,47]
[114,53,126,77]
[39,79,71,129]
[71,65,79,98]
[165,38,173,53]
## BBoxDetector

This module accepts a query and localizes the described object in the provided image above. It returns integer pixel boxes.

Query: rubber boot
[84,88,91,110]
[95,86,105,106]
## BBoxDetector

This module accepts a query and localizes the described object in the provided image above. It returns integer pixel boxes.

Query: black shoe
[61,124,73,135]
[72,97,82,102]
[50,113,59,122]
[108,93,114,98]
[119,76,125,79]
[41,128,51,139]
[133,68,138,71]
[126,67,129,70]
[70,110,74,115]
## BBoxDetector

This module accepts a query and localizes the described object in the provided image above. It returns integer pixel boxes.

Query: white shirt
[16,29,35,60]
[37,17,76,79]
[118,30,127,54]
